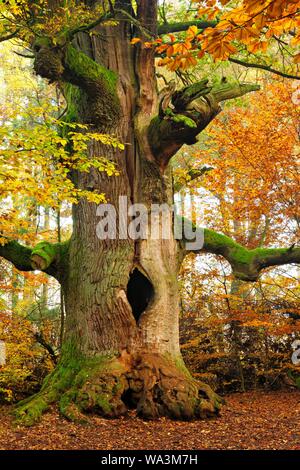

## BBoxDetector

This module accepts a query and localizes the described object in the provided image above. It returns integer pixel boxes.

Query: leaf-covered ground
[0,391,299,450]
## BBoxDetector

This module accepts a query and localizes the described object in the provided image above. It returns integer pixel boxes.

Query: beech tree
[0,0,299,425]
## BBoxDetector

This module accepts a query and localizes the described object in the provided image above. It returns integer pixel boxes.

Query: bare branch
[158,20,217,35]
[229,58,300,81]
[34,332,58,364]
[66,15,110,40]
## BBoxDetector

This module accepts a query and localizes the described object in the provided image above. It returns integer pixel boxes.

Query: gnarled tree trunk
[15,2,223,425]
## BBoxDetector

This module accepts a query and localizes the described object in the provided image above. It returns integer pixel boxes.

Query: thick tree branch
[33,42,119,127]
[148,80,260,169]
[0,239,68,282]
[0,240,32,272]
[179,222,300,281]
[30,241,59,271]
[158,20,217,35]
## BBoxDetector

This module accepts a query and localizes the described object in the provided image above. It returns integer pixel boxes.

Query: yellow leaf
[294,53,300,63]
[186,25,198,41]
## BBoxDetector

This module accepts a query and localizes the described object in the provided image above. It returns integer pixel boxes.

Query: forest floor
[0,391,299,450]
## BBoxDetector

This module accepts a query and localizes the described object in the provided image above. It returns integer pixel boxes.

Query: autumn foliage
[131,0,300,73]
[176,79,300,391]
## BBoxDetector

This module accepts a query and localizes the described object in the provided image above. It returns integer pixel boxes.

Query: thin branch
[229,57,300,80]
[67,8,153,40]
[158,20,217,35]
[0,29,20,43]
[34,332,58,364]
[66,12,111,39]
[174,165,213,192]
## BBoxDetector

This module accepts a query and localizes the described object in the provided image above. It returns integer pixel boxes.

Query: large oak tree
[0,0,299,424]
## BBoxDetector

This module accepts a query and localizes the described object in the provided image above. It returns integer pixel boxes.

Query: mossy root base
[14,353,224,426]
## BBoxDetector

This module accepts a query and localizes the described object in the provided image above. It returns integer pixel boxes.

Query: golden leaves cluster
[132,0,300,71]
[131,25,200,71]
[0,0,105,45]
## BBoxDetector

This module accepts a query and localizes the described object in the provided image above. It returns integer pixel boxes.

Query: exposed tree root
[127,353,223,420]
[14,351,223,426]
